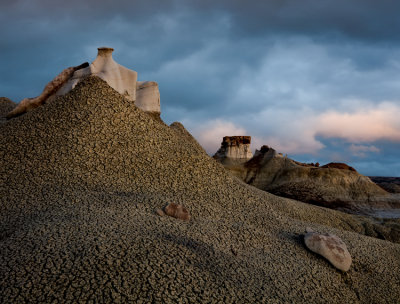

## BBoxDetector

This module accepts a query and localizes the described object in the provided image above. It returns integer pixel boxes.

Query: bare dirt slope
[1,77,399,303]
[0,97,16,123]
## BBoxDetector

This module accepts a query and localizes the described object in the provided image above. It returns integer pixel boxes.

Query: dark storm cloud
[223,0,400,41]
[3,0,400,46]
[1,0,400,176]
[9,1,400,45]
[0,0,229,99]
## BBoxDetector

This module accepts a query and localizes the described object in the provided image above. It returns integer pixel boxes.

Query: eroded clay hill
[215,142,392,212]
[0,97,15,122]
[1,77,400,303]
[370,176,400,194]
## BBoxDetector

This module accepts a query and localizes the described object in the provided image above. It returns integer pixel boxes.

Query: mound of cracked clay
[0,97,16,124]
[0,97,16,119]
[1,76,399,303]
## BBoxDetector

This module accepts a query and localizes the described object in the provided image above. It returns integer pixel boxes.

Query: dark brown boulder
[164,203,191,221]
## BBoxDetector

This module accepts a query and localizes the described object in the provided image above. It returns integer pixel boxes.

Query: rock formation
[304,229,352,272]
[213,136,254,178]
[56,47,137,99]
[214,139,392,212]
[6,62,89,119]
[56,47,160,116]
[136,81,160,117]
[214,136,253,162]
[7,47,161,119]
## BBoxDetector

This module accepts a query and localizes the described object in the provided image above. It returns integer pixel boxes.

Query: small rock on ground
[304,231,352,272]
[164,203,190,221]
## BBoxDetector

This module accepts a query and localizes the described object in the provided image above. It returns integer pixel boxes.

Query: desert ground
[1,77,399,303]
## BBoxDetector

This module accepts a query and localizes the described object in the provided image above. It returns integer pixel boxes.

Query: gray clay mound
[1,77,400,303]
[0,97,16,122]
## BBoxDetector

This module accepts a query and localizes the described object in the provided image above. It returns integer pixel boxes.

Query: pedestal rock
[213,136,253,163]
[56,47,138,102]
[136,81,161,116]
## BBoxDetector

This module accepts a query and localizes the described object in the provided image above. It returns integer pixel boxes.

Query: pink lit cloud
[316,102,400,142]
[191,101,400,157]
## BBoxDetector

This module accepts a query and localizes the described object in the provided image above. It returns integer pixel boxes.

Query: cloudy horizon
[1,0,400,176]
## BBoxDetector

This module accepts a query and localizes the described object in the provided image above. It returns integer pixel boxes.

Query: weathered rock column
[136,81,161,117]
[56,47,138,102]
[213,136,253,164]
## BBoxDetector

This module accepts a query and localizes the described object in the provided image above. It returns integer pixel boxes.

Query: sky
[1,0,400,176]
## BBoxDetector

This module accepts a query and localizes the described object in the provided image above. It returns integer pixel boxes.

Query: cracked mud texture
[1,77,399,303]
[0,97,16,123]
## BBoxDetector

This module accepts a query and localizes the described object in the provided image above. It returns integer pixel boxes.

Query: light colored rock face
[7,47,160,119]
[304,231,352,272]
[136,81,160,114]
[57,47,138,102]
[213,136,253,163]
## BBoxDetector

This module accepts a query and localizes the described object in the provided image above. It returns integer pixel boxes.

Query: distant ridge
[214,142,392,212]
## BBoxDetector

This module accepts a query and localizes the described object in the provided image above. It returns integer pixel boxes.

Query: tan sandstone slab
[304,229,352,272]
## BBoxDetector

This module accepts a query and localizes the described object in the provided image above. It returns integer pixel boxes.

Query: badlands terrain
[370,176,400,194]
[1,77,400,303]
[214,137,400,216]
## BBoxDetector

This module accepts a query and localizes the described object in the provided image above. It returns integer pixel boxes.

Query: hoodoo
[6,47,161,119]
[213,136,253,163]
[56,47,139,102]
[213,136,254,178]
[135,81,161,118]
[56,47,161,117]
